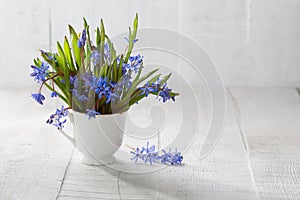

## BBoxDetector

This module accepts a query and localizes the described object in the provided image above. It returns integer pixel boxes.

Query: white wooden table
[1,88,300,200]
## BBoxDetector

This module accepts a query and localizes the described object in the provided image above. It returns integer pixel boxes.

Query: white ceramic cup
[60,111,127,165]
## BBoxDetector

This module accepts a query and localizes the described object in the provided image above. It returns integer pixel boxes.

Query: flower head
[159,149,183,165]
[104,43,110,61]
[30,62,49,83]
[130,142,183,165]
[90,50,100,66]
[126,54,143,73]
[86,109,100,119]
[40,50,53,60]
[51,91,58,98]
[158,84,175,103]
[46,105,68,130]
[71,76,89,102]
[139,82,157,97]
[152,78,161,90]
[130,142,158,165]
[119,74,132,89]
[82,73,98,90]
[130,147,142,163]
[95,77,112,102]
[141,142,159,164]
[70,76,77,85]
[78,29,86,48]
[124,37,139,44]
[31,93,45,105]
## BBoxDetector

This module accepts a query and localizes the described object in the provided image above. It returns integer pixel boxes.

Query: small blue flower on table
[130,142,183,165]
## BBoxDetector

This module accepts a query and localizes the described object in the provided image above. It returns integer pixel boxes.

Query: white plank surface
[0,88,73,199]
[230,88,300,199]
[1,88,300,199]
[56,94,257,200]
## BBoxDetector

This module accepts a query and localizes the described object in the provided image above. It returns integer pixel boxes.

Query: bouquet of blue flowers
[30,14,178,130]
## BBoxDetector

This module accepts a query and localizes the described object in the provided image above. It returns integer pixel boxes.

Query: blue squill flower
[130,147,142,163]
[95,77,112,100]
[105,91,119,103]
[46,105,68,130]
[40,50,53,60]
[159,149,173,164]
[55,105,68,118]
[104,43,110,61]
[170,150,183,165]
[119,74,132,89]
[152,78,161,90]
[81,73,98,90]
[117,57,128,75]
[139,82,156,97]
[86,109,100,119]
[71,76,89,102]
[159,149,183,165]
[124,37,139,44]
[31,93,45,105]
[158,84,175,103]
[90,50,100,66]
[130,142,183,165]
[77,29,86,48]
[71,88,89,102]
[30,62,49,83]
[141,142,159,164]
[51,91,58,98]
[70,76,76,85]
[127,54,143,73]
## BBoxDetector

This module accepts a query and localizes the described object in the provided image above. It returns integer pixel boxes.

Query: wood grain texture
[230,88,300,199]
[2,87,300,199]
[56,94,257,200]
[0,89,73,199]
[1,0,300,87]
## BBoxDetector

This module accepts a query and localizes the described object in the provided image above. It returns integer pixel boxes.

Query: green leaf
[57,41,70,99]
[160,73,172,85]
[33,58,39,67]
[100,19,105,66]
[112,58,118,82]
[44,82,69,105]
[105,35,116,60]
[130,68,159,94]
[55,53,64,72]
[96,27,101,46]
[117,55,124,81]
[133,62,143,82]
[125,13,138,62]
[148,74,161,83]
[83,18,92,54]
[64,36,76,71]
[83,17,88,28]
[40,52,60,73]
[68,25,81,69]
[115,68,159,110]
[100,64,108,77]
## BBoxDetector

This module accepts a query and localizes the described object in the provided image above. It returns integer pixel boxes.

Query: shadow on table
[101,163,257,200]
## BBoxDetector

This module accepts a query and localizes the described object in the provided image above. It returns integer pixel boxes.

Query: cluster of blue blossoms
[30,33,176,128]
[140,79,175,103]
[46,105,69,130]
[30,62,49,84]
[130,142,183,165]
[30,16,181,165]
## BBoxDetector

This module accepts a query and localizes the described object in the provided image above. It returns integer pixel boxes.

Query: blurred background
[0,0,299,89]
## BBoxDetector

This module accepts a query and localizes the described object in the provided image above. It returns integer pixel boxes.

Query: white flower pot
[60,111,127,165]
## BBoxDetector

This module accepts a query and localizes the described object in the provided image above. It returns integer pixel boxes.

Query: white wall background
[0,0,299,88]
